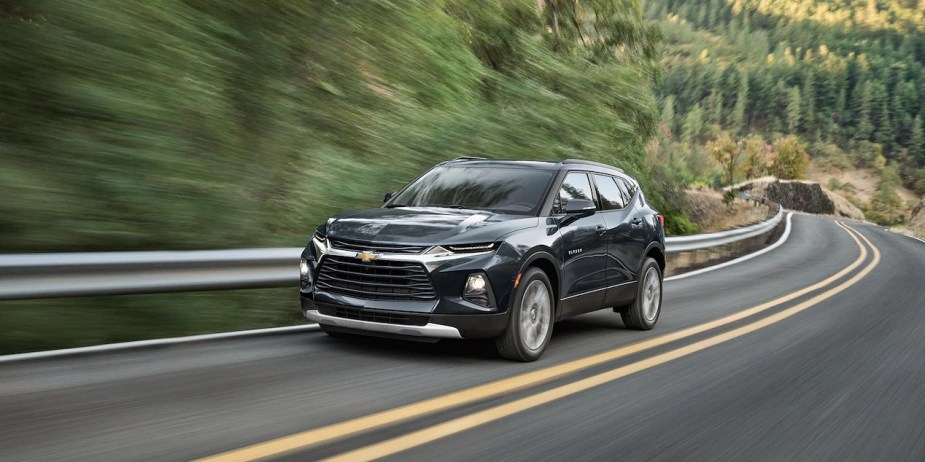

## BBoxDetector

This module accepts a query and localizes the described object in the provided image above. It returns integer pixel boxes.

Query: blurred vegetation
[0,0,676,353]
[646,0,925,224]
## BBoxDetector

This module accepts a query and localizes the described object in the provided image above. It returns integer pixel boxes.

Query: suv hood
[325,207,538,245]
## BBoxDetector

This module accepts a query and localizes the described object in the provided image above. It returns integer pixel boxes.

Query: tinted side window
[553,172,595,214]
[593,174,626,210]
[622,178,637,197]
[615,178,632,204]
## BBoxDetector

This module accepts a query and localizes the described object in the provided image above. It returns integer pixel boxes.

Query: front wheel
[495,268,554,361]
[621,258,662,330]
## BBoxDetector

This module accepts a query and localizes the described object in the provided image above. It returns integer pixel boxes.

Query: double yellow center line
[200,221,878,462]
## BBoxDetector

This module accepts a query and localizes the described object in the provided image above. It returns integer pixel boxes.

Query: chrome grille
[329,239,427,255]
[316,256,437,300]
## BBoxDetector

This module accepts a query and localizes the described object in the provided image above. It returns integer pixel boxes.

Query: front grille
[330,239,428,255]
[316,256,437,300]
[319,305,429,326]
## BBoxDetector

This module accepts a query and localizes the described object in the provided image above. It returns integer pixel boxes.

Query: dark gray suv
[299,158,666,361]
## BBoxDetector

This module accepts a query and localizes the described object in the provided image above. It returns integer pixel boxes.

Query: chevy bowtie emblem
[356,251,380,262]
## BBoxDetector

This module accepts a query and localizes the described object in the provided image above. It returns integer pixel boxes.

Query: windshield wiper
[384,203,409,208]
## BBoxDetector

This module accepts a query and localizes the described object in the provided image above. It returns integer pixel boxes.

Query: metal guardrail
[0,248,302,300]
[0,206,783,300]
[664,205,784,254]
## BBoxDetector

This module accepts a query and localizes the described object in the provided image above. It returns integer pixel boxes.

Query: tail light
[657,214,664,227]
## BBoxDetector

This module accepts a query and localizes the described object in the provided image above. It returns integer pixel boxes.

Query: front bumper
[300,237,523,340]
[304,309,463,339]
[301,296,509,340]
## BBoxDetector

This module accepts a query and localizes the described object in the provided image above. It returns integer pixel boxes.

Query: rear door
[616,177,649,279]
[556,172,608,318]
[592,174,638,307]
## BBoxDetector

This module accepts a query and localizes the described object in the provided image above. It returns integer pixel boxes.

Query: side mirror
[383,191,397,204]
[564,198,596,215]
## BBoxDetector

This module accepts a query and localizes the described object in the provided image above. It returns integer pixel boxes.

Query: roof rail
[561,159,624,173]
[452,156,486,161]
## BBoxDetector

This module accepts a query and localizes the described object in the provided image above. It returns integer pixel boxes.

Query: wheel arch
[643,242,666,277]
[518,251,560,310]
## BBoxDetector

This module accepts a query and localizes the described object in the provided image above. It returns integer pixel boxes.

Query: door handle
[630,218,643,227]
[595,225,606,235]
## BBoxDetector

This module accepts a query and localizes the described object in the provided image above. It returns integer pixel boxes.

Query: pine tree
[856,83,874,140]
[874,100,895,154]
[787,86,802,133]
[911,115,925,166]
[682,104,705,143]
[708,86,724,126]
[802,70,816,136]
[661,95,676,136]
[731,69,748,134]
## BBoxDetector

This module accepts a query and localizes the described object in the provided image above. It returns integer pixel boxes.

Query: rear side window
[553,172,595,214]
[616,178,635,204]
[592,175,626,210]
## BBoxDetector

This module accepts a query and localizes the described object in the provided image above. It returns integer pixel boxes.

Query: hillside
[646,0,924,224]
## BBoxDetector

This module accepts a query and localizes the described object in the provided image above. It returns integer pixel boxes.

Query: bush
[722,189,737,207]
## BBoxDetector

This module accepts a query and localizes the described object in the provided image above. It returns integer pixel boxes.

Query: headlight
[299,258,310,281]
[464,273,490,306]
[446,242,496,253]
[313,230,327,243]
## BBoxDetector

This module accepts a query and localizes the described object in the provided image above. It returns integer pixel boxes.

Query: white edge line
[665,212,794,282]
[0,324,320,364]
[0,213,796,363]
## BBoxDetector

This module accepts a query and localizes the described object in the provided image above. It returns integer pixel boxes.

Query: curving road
[3,214,925,461]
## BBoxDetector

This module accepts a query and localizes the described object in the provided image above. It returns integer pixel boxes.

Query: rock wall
[734,178,864,220]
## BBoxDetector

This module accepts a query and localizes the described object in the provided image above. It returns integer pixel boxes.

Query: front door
[556,172,609,318]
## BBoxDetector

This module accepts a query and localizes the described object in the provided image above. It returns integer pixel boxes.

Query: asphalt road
[3,214,925,461]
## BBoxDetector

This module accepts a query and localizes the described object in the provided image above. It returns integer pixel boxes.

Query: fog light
[465,274,486,293]
[464,273,490,307]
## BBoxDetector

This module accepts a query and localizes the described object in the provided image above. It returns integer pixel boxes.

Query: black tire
[621,257,662,330]
[495,268,555,362]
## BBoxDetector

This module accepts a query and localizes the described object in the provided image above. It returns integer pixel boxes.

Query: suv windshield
[388,166,555,215]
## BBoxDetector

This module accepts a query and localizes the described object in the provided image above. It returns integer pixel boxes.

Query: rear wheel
[621,258,662,330]
[495,268,554,362]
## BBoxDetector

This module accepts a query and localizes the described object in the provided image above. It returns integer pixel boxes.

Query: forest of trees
[646,0,925,223]
[0,0,672,353]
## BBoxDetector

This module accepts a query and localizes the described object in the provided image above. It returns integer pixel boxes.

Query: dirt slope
[910,199,925,238]
[684,189,773,233]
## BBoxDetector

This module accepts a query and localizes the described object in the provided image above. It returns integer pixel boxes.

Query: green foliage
[647,0,925,191]
[706,134,741,185]
[0,0,669,353]
[868,161,904,224]
[665,214,701,235]
[741,134,770,179]
[722,189,736,207]
[769,135,810,179]
[681,104,705,143]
